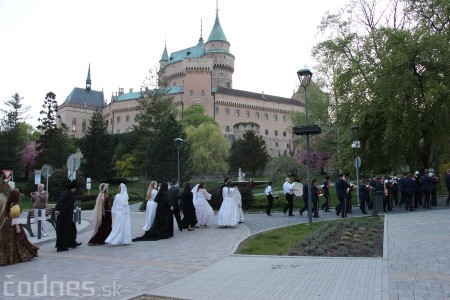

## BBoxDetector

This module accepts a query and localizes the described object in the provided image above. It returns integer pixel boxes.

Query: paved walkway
[1,199,449,300]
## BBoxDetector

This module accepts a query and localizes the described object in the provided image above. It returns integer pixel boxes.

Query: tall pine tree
[79,110,114,181]
[134,89,191,183]
[36,92,75,168]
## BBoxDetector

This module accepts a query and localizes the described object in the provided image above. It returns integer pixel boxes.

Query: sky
[0,0,349,128]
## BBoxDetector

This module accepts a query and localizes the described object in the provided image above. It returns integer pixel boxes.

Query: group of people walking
[269,168,450,220]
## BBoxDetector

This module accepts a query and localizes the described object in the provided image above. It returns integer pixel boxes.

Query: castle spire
[199,19,204,42]
[86,63,91,92]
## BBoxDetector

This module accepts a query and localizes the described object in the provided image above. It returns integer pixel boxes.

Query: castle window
[274,114,278,121]
[283,131,287,137]
[105,120,109,127]
[265,129,268,135]
[274,130,278,136]
[190,90,194,97]
[255,112,260,119]
[219,73,224,77]
[117,116,121,123]
[82,120,86,133]
[246,111,250,118]
[283,115,287,122]
[225,108,230,115]
[235,110,240,117]
[72,118,76,132]
[215,107,219,115]
[226,82,231,88]
[201,90,205,97]
[225,126,230,132]
[264,113,268,120]
[126,115,130,122]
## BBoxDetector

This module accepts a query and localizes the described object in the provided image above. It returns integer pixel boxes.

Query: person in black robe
[132,182,174,241]
[55,181,82,252]
[180,183,197,231]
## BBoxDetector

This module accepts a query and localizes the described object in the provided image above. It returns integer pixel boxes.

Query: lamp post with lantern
[293,68,321,224]
[173,137,183,187]
[351,125,361,211]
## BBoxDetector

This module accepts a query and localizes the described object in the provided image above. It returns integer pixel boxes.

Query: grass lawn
[235,216,384,257]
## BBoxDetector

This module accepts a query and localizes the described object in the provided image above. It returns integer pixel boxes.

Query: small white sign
[86,178,91,190]
[34,170,41,185]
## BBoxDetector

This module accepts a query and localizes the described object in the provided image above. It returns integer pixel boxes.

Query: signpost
[34,170,41,185]
[67,154,81,180]
[40,164,53,192]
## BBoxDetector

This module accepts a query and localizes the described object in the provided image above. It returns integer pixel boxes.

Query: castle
[57,7,305,157]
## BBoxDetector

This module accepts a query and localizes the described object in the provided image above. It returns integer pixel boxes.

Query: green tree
[0,93,31,173]
[185,123,229,175]
[79,110,115,181]
[181,105,218,128]
[115,153,136,177]
[312,0,450,173]
[134,89,191,183]
[36,92,75,168]
[228,130,269,175]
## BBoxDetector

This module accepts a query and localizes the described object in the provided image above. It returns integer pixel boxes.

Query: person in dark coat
[335,173,351,218]
[359,179,371,214]
[180,183,197,231]
[445,168,450,206]
[310,179,320,218]
[420,170,432,209]
[132,182,174,241]
[404,173,416,211]
[55,180,81,252]
[168,179,182,231]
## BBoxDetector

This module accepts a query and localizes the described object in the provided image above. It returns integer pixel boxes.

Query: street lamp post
[297,68,314,224]
[173,137,183,187]
[351,125,361,212]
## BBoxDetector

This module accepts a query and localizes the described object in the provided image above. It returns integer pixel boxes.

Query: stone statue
[238,168,246,181]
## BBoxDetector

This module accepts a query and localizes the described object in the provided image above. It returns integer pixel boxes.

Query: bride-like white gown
[105,183,132,245]
[193,187,214,227]
[217,187,240,227]
[142,189,158,231]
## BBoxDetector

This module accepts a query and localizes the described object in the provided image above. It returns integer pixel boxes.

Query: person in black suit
[168,179,182,231]
[445,169,450,206]
[420,170,432,209]
[404,173,416,211]
[335,173,351,218]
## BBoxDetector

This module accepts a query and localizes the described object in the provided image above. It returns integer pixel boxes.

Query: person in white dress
[105,183,132,245]
[233,182,245,223]
[142,181,158,231]
[192,182,214,227]
[217,179,240,227]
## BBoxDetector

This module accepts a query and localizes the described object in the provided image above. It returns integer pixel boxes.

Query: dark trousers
[312,200,319,217]
[336,196,347,217]
[321,194,330,211]
[405,193,414,210]
[266,195,274,215]
[360,198,367,213]
[392,192,399,206]
[400,191,406,205]
[173,207,182,228]
[423,192,431,208]
[284,193,294,215]
[299,197,308,215]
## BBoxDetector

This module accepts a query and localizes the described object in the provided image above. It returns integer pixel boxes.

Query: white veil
[117,183,129,202]
[191,184,200,203]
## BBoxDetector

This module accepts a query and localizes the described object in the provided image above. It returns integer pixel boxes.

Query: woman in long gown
[142,181,158,231]
[0,189,38,266]
[105,183,132,245]
[193,182,214,228]
[217,179,240,227]
[233,183,245,223]
[88,183,112,246]
[132,182,173,241]
[180,183,197,231]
